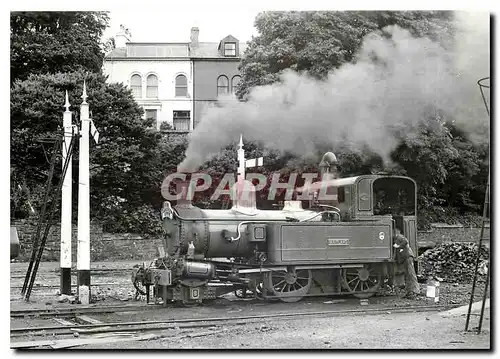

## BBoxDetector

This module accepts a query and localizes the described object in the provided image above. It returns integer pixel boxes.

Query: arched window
[146,74,158,98]
[217,75,229,96]
[175,75,188,97]
[231,75,241,94]
[130,74,142,98]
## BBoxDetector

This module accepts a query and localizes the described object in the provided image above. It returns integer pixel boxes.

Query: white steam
[179,12,490,172]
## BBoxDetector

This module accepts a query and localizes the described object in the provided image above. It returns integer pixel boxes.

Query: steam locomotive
[132,152,418,306]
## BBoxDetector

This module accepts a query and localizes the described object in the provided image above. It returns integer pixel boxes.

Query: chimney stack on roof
[115,24,131,48]
[190,27,199,47]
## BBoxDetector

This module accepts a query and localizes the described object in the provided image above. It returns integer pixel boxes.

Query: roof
[296,177,360,193]
[295,175,417,193]
[106,47,127,58]
[190,42,248,58]
[105,41,248,59]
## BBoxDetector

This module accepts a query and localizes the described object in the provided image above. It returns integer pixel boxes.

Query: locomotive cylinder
[182,261,215,279]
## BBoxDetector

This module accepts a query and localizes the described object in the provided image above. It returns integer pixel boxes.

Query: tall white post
[60,91,73,295]
[237,134,245,183]
[77,81,91,304]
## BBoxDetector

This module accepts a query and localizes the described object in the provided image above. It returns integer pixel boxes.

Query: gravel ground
[73,308,491,350]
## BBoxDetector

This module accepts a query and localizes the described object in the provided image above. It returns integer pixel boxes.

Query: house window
[146,74,158,98]
[145,109,157,122]
[224,42,236,56]
[231,75,241,94]
[130,74,142,98]
[173,110,190,131]
[217,75,229,96]
[175,75,188,97]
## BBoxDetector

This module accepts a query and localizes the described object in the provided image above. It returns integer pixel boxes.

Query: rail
[11,303,453,338]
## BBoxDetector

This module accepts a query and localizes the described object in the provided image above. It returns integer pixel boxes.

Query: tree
[10,11,175,234]
[10,71,163,234]
[237,11,378,98]
[390,115,457,208]
[237,11,454,99]
[10,11,109,85]
[438,124,486,212]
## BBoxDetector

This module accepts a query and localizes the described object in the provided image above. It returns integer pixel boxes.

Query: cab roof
[296,175,415,193]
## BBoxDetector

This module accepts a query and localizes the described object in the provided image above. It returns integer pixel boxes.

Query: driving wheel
[264,267,312,303]
[342,265,382,299]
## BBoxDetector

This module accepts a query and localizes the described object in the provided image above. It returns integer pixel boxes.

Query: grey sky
[103,9,261,43]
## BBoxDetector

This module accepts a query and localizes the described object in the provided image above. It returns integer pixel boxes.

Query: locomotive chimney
[319,152,338,181]
[175,173,192,207]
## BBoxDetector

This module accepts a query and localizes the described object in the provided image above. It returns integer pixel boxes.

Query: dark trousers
[394,258,419,294]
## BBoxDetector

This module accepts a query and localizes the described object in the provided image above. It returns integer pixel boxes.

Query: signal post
[60,91,73,295]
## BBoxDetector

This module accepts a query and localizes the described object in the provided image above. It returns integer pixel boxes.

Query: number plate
[190,288,200,299]
[327,238,350,246]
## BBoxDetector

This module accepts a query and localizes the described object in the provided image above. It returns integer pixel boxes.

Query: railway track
[11,303,453,338]
[10,303,151,318]
[10,282,128,290]
[10,267,133,279]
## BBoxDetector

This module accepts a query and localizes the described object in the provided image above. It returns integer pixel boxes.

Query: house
[103,27,246,131]
[190,28,247,128]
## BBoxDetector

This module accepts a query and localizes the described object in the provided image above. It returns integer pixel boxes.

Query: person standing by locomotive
[393,227,420,298]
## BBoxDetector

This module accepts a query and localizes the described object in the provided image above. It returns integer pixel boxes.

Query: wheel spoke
[273,279,286,289]
[272,273,287,278]
[353,279,360,291]
[348,277,358,285]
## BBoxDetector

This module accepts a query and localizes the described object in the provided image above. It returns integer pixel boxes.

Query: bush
[100,204,163,236]
[159,121,173,131]
[418,206,484,230]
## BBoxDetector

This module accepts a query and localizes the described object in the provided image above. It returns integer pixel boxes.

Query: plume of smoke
[450,11,490,142]
[179,13,490,172]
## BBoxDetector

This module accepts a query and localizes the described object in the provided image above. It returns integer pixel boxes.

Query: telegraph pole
[77,81,91,304]
[60,91,73,295]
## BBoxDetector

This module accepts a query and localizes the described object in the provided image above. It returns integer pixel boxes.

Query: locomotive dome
[230,178,257,214]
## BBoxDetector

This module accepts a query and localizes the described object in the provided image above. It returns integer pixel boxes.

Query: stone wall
[417,223,490,249]
[11,220,489,262]
[11,220,163,262]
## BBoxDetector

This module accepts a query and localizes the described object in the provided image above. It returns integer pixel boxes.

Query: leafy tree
[9,11,177,234]
[388,112,456,206]
[10,71,165,234]
[366,11,455,46]
[238,11,377,98]
[237,11,454,99]
[10,11,109,85]
[102,37,116,54]
[438,124,487,212]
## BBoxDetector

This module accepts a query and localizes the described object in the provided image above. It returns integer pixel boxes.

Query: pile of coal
[419,243,489,283]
